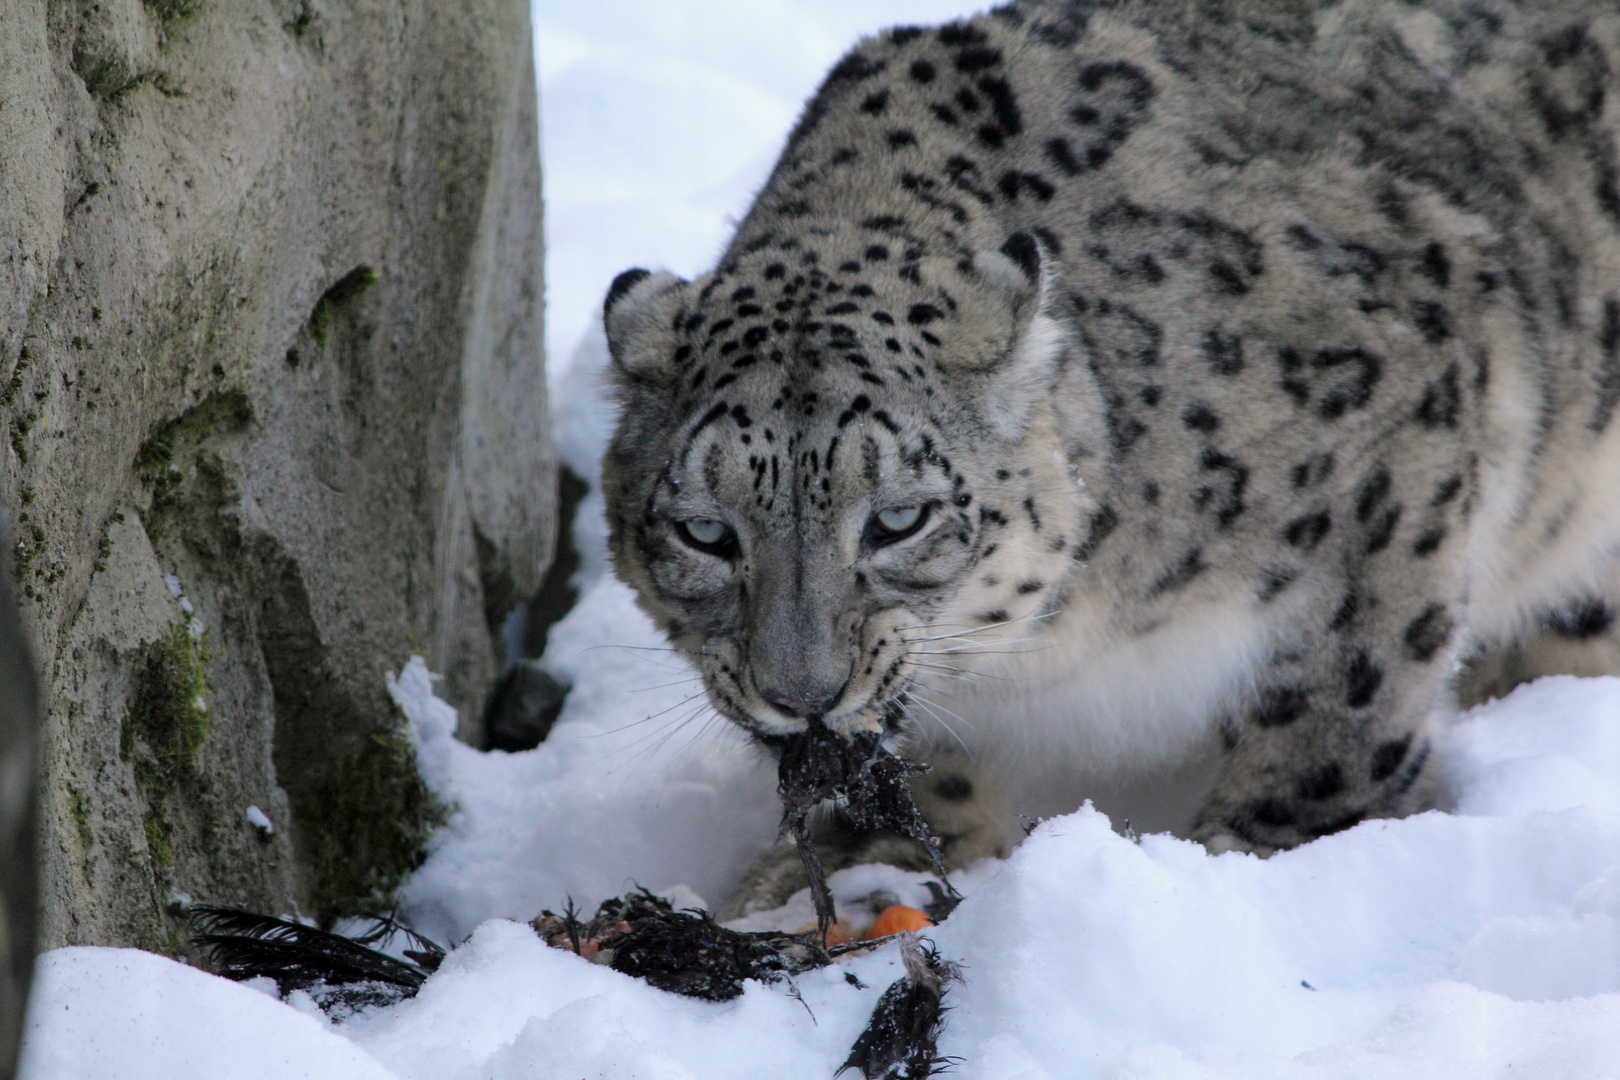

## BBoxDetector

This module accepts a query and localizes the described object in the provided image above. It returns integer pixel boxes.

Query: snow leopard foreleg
[1192,465,1469,852]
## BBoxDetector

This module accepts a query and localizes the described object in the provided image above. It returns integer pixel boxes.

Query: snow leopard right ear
[603,268,688,385]
[966,231,1067,442]
[970,231,1046,313]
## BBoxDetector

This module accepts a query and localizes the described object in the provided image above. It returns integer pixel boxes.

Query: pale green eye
[869,504,928,545]
[678,517,732,551]
[877,505,923,533]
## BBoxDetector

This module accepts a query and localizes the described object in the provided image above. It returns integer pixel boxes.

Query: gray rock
[0,533,39,1078]
[0,0,554,949]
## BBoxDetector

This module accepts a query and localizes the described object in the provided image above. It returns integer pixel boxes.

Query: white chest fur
[912,587,1279,778]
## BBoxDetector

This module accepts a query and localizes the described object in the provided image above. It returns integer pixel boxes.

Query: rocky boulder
[0,0,554,951]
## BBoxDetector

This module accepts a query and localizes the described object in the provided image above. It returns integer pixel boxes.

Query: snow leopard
[600,0,1620,886]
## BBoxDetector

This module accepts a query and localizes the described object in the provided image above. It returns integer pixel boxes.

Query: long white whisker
[908,658,1027,685]
[604,701,712,781]
[586,689,710,737]
[903,634,1051,653]
[914,641,1054,657]
[629,676,706,693]
[604,702,707,757]
[912,632,1050,648]
[907,662,981,682]
[585,643,698,655]
[907,690,975,731]
[894,610,1058,642]
[907,679,974,703]
[665,711,729,770]
[901,691,971,752]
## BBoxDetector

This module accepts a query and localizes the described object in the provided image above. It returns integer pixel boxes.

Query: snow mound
[16,947,394,1080]
[21,677,1620,1079]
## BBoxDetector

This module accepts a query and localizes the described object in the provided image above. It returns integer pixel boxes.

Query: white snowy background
[19,2,1620,1077]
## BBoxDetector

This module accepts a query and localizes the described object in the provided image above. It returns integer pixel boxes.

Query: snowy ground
[21,670,1620,1079]
[19,3,1620,1078]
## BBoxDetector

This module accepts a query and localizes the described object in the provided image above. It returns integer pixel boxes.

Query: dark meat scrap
[533,889,831,1002]
[532,890,969,1079]
[531,892,653,961]
[768,720,954,933]
[609,910,825,1000]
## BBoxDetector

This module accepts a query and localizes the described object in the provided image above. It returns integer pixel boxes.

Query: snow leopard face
[601,230,1084,739]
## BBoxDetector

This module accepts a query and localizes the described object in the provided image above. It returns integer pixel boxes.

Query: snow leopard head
[601,228,1087,741]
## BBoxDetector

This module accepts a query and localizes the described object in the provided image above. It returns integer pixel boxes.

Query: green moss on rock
[66,783,92,850]
[10,413,34,464]
[307,266,379,349]
[0,344,30,408]
[143,0,203,24]
[143,811,173,868]
[124,623,211,875]
[298,723,448,924]
[129,623,211,778]
[135,391,252,519]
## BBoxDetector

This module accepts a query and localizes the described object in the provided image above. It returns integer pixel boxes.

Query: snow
[21,677,1620,1078]
[384,591,780,942]
[244,805,274,835]
[16,948,394,1080]
[19,2,1620,1077]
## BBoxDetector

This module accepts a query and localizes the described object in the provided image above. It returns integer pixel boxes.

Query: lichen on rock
[126,623,211,775]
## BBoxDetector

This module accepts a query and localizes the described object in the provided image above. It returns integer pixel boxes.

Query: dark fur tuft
[999,230,1041,281]
[605,268,653,316]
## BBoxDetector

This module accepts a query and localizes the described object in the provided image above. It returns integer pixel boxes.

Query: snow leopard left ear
[972,230,1045,305]
[603,268,689,386]
[971,231,1067,442]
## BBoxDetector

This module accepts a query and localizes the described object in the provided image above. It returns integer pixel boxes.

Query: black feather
[189,905,444,1013]
[839,937,961,1079]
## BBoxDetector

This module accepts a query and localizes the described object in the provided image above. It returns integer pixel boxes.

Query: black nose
[760,679,848,719]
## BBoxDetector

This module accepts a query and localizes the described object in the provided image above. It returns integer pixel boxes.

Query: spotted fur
[603,0,1620,854]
